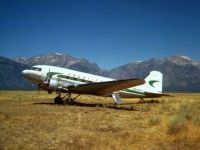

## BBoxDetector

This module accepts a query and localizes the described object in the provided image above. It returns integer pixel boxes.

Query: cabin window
[31,67,42,71]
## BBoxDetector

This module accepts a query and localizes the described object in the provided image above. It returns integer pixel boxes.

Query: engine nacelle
[48,78,74,90]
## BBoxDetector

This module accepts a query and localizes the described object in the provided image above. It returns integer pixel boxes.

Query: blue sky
[0,0,200,69]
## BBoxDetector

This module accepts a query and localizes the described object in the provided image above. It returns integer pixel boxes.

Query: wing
[66,79,145,96]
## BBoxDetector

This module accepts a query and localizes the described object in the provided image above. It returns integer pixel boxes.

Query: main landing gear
[54,93,80,105]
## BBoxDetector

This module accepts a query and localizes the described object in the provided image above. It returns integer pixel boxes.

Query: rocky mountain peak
[165,55,196,66]
[12,52,103,75]
[12,56,28,64]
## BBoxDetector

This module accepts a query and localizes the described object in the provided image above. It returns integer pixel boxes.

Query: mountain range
[0,53,200,92]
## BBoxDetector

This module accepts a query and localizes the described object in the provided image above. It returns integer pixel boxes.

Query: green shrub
[167,100,200,134]
[179,101,200,126]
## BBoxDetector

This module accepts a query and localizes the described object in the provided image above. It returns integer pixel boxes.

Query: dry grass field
[0,91,200,150]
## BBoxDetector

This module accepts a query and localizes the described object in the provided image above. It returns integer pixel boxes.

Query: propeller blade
[44,68,51,84]
[47,68,51,78]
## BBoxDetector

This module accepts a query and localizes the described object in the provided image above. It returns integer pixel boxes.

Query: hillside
[0,56,33,90]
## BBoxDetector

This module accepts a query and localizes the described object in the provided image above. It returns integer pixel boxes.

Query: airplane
[22,65,166,104]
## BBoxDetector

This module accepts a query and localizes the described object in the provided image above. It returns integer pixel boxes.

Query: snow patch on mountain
[181,55,191,60]
[134,60,143,64]
[55,53,63,55]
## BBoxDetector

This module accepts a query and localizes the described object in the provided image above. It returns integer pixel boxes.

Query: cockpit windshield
[31,67,42,71]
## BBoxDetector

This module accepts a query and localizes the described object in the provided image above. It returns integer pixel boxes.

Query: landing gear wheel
[54,96,63,104]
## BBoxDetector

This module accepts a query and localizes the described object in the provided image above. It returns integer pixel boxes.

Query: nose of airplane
[22,70,28,76]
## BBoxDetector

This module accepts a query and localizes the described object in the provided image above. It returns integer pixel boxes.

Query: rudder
[143,71,163,93]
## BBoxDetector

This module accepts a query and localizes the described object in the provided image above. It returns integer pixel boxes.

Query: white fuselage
[24,65,114,84]
[22,65,163,98]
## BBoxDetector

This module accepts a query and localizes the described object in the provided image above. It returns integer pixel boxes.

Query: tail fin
[143,71,163,93]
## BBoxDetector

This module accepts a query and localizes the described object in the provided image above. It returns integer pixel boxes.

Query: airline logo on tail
[149,80,159,87]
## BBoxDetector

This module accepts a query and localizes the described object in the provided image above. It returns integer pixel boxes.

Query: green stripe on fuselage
[57,74,92,84]
[46,72,92,83]
[47,72,62,78]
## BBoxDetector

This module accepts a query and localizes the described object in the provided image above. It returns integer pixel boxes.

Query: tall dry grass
[0,91,199,149]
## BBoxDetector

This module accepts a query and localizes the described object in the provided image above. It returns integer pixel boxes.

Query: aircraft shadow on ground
[120,99,160,105]
[33,101,140,111]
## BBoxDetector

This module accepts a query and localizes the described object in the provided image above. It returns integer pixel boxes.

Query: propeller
[38,68,51,95]
[47,68,51,78]
[44,68,51,84]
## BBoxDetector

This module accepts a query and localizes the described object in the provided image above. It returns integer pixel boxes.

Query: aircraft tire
[54,96,63,104]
